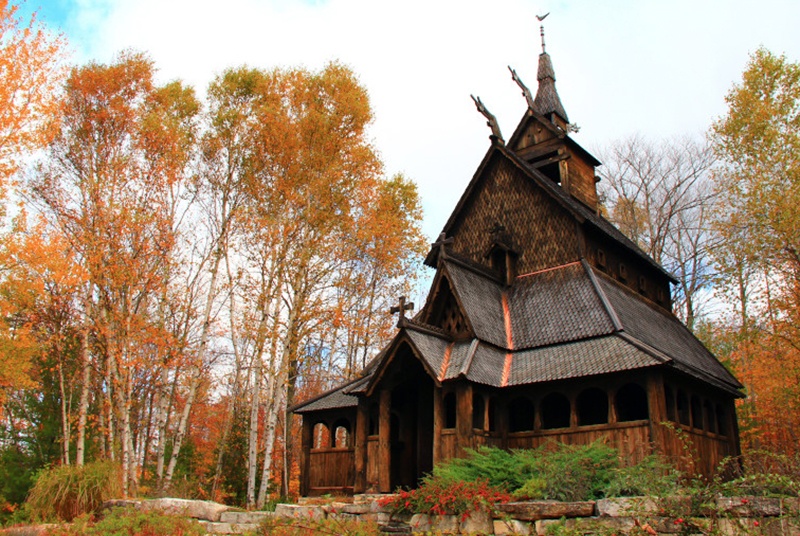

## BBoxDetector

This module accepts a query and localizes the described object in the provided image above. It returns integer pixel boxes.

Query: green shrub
[44,507,205,536]
[432,446,527,491]
[26,461,122,522]
[605,454,682,497]
[513,441,619,501]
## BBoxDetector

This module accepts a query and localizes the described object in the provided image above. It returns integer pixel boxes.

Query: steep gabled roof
[425,142,676,283]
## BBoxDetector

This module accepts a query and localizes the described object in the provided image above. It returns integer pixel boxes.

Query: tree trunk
[76,325,91,466]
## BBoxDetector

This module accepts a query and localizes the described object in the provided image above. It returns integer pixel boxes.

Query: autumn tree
[197,63,425,507]
[710,47,800,453]
[29,51,199,495]
[598,135,717,329]
[0,0,66,408]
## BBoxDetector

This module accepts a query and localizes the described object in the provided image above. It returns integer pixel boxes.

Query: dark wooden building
[293,34,742,497]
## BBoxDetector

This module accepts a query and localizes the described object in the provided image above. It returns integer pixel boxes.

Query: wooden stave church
[292,35,743,497]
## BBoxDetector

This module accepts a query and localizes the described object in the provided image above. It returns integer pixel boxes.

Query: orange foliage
[730,331,800,455]
[0,0,66,188]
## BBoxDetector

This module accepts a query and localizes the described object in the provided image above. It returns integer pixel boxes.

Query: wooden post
[354,399,368,493]
[646,371,668,455]
[300,416,313,497]
[433,387,443,465]
[378,389,391,493]
[456,383,472,456]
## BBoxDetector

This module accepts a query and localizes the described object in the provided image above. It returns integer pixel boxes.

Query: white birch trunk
[76,325,91,466]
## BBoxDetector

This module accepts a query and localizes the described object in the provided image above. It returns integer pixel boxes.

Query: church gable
[447,151,581,275]
[422,272,472,339]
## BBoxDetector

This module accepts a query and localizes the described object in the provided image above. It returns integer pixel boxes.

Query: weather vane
[537,12,549,53]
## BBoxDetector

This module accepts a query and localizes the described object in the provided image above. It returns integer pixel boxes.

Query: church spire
[532,14,569,126]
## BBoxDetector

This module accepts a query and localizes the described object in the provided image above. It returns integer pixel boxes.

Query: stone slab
[140,498,230,522]
[597,497,660,517]
[273,503,326,521]
[496,500,596,521]
[460,508,493,534]
[203,521,260,534]
[717,497,782,517]
[219,510,274,524]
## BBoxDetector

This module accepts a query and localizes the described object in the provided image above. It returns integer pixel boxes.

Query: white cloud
[54,0,800,239]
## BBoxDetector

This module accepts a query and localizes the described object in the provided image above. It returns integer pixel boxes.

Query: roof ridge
[582,259,624,332]
[459,339,480,377]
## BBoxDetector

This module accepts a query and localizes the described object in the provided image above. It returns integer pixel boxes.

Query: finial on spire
[536,12,549,53]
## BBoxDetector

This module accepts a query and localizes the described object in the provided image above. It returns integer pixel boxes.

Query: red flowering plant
[379,477,510,517]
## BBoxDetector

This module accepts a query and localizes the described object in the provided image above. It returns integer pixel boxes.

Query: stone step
[203,521,261,534]
[219,510,274,524]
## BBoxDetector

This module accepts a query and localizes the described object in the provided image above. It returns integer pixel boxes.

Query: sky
[18,0,800,242]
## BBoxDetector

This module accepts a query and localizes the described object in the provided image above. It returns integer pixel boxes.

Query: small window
[616,383,649,422]
[509,397,535,432]
[619,263,628,281]
[638,276,647,294]
[443,392,456,429]
[597,249,607,268]
[472,393,485,430]
[541,392,571,429]
[577,388,608,425]
[657,287,667,303]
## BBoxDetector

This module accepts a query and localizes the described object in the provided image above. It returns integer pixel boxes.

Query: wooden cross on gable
[390,296,414,327]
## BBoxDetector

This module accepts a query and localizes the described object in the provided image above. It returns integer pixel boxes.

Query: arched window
[677,390,690,425]
[443,392,456,429]
[333,418,350,448]
[472,393,485,430]
[615,383,649,422]
[541,392,571,429]
[577,388,608,426]
[665,385,676,422]
[704,400,717,434]
[509,397,535,432]
[313,422,330,449]
[691,395,703,430]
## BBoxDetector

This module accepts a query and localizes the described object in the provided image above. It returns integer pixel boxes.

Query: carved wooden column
[354,398,368,493]
[456,383,473,456]
[300,416,313,497]
[433,386,443,465]
[378,389,391,493]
